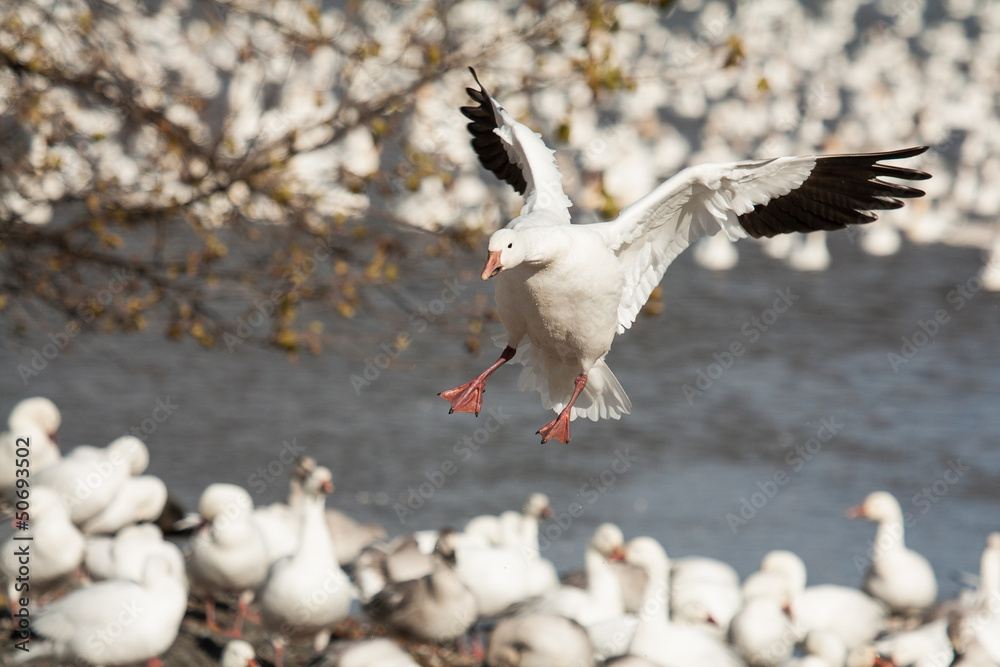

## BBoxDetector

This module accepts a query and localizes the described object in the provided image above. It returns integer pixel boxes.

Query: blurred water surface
[3,235,998,598]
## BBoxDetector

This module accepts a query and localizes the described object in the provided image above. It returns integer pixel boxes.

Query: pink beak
[845,503,866,519]
[321,480,334,494]
[482,250,503,280]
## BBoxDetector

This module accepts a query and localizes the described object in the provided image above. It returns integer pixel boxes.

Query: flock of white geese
[2,396,999,667]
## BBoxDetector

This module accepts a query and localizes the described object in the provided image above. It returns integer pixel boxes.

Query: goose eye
[507,243,512,248]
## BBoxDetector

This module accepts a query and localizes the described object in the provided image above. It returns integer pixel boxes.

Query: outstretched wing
[593,147,930,333]
[461,68,572,225]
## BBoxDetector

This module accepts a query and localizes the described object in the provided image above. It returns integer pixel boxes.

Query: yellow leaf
[336,301,356,318]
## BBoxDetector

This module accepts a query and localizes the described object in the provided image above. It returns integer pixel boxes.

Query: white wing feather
[481,100,572,225]
[594,156,817,332]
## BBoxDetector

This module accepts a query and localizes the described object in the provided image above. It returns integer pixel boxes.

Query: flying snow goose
[259,465,354,667]
[15,555,187,666]
[439,69,930,443]
[186,483,270,637]
[847,491,938,615]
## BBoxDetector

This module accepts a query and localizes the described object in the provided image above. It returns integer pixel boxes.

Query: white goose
[728,596,797,667]
[259,465,354,667]
[14,555,187,666]
[220,640,260,667]
[521,523,627,629]
[847,491,938,614]
[291,455,387,566]
[83,523,185,584]
[744,550,888,650]
[33,435,149,526]
[487,612,595,667]
[439,69,929,442]
[1,487,84,610]
[186,483,270,637]
[623,537,745,667]
[670,555,742,635]
[465,492,553,551]
[365,529,478,643]
[311,638,419,667]
[80,474,168,535]
[0,398,61,494]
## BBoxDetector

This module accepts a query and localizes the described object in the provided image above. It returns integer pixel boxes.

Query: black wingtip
[468,67,485,93]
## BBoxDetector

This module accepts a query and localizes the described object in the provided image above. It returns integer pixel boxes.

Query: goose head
[524,492,554,519]
[106,436,149,474]
[624,536,669,580]
[292,454,317,482]
[481,227,556,280]
[759,549,807,599]
[846,491,902,523]
[303,465,334,496]
[197,483,254,524]
[434,527,460,566]
[220,639,259,667]
[8,396,61,445]
[590,522,626,561]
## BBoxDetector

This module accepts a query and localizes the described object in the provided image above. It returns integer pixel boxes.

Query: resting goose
[310,638,419,667]
[520,523,627,629]
[745,550,888,650]
[439,69,930,443]
[14,555,187,665]
[0,398,61,498]
[1,487,84,612]
[847,491,938,615]
[465,492,554,551]
[623,536,744,666]
[80,474,169,535]
[487,613,595,667]
[83,522,185,584]
[186,483,270,637]
[33,436,149,525]
[947,611,999,667]
[365,529,478,643]
[220,640,260,667]
[259,465,354,667]
[291,455,387,566]
[670,555,742,635]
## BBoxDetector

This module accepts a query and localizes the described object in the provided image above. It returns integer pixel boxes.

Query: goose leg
[205,597,223,633]
[537,373,587,444]
[439,346,515,416]
[225,590,254,638]
[272,636,287,667]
